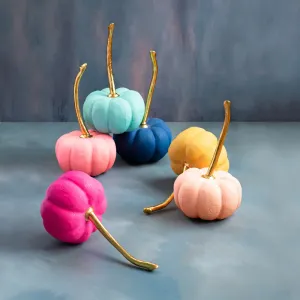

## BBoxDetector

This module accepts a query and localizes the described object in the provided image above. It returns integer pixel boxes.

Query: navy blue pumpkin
[114,117,172,164]
[113,50,172,164]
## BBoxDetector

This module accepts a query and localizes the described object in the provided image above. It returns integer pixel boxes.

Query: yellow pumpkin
[168,127,229,175]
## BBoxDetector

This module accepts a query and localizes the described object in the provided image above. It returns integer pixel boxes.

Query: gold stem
[107,23,118,98]
[140,50,158,128]
[203,100,231,179]
[85,208,158,271]
[143,163,189,214]
[143,193,174,214]
[74,64,92,138]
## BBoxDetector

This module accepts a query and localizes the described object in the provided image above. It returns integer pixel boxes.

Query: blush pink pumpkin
[55,129,116,176]
[144,100,242,220]
[55,63,116,177]
[174,167,241,220]
[40,170,158,271]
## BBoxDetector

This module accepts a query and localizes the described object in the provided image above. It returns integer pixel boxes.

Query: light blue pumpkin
[83,87,145,134]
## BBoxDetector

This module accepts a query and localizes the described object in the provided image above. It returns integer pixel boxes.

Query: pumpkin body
[83,87,145,134]
[168,127,229,175]
[113,118,172,164]
[55,130,116,176]
[40,171,107,244]
[174,167,242,220]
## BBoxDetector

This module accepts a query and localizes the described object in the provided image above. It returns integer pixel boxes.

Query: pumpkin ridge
[68,138,75,171]
[109,97,131,133]
[178,180,199,218]
[45,178,86,212]
[149,127,162,161]
[135,128,156,162]
[42,202,90,243]
[89,97,98,130]
[92,138,110,175]
[64,176,93,208]
[183,130,201,166]
[45,195,83,214]
[85,138,93,175]
[196,180,202,219]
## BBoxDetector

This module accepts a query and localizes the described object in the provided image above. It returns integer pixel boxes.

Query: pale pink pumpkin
[40,170,158,271]
[144,100,242,220]
[55,63,116,177]
[55,129,116,176]
[174,167,242,220]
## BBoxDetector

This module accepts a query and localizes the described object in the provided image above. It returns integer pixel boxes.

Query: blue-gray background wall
[1,0,300,122]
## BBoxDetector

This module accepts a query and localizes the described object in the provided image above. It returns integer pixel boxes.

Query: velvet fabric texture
[168,127,229,175]
[113,118,172,164]
[55,129,116,176]
[83,87,145,134]
[40,171,107,244]
[174,168,242,220]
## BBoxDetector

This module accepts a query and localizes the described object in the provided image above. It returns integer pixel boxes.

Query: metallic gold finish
[74,64,92,139]
[140,50,158,128]
[107,23,119,98]
[143,163,189,214]
[183,162,189,172]
[143,193,174,214]
[85,207,158,271]
[202,100,231,179]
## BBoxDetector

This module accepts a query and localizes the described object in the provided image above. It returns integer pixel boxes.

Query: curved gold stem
[140,50,158,128]
[107,23,118,98]
[143,163,189,214]
[85,208,158,271]
[203,100,231,179]
[74,64,92,138]
[144,193,174,214]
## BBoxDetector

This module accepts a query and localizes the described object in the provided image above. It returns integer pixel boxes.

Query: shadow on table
[0,224,149,271]
[9,290,67,300]
[145,176,176,194]
[86,248,143,271]
[142,205,228,230]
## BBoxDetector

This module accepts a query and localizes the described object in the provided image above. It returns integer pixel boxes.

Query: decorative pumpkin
[113,51,172,164]
[55,64,116,176]
[83,23,145,134]
[41,170,158,271]
[168,126,229,175]
[144,100,242,220]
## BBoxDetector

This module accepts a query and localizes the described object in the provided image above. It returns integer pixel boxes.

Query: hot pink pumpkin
[41,170,158,271]
[144,100,242,220]
[174,167,241,220]
[55,63,116,177]
[41,170,106,243]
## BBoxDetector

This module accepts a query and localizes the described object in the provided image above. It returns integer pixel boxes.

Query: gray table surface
[0,122,299,300]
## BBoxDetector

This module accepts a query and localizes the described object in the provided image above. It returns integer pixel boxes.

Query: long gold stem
[74,64,92,138]
[85,208,158,271]
[140,50,158,128]
[203,100,231,179]
[143,163,189,214]
[107,23,118,98]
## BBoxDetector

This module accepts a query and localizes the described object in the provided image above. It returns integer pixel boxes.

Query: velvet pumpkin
[174,167,241,220]
[168,126,229,175]
[113,51,172,164]
[144,100,242,220]
[83,23,145,134]
[41,170,158,271]
[55,63,116,176]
